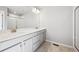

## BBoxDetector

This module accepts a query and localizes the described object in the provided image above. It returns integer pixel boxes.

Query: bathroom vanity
[0,28,46,52]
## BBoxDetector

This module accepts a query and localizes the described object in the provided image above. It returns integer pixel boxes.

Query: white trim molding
[46,40,73,49]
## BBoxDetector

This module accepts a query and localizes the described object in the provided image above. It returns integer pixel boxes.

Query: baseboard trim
[46,40,73,49]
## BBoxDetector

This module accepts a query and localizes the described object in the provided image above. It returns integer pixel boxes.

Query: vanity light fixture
[32,7,40,14]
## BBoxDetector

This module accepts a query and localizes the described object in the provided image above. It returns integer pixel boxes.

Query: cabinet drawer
[33,41,40,51]
[32,35,40,44]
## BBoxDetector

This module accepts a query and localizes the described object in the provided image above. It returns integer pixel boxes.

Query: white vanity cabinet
[0,29,46,52]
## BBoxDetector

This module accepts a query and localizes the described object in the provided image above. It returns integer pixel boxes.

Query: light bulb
[32,7,40,14]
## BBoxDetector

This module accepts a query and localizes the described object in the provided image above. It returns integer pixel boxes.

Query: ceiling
[7,6,32,16]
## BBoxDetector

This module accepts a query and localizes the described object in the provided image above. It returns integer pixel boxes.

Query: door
[23,39,32,52]
[3,43,22,52]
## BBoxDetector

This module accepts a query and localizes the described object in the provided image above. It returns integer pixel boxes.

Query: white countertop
[0,28,46,43]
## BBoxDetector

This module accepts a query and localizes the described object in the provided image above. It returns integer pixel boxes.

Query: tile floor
[36,41,74,52]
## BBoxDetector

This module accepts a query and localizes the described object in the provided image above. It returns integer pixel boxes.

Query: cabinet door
[3,43,22,52]
[23,39,32,52]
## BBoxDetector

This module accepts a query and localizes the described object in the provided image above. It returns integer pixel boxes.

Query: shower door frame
[74,6,79,51]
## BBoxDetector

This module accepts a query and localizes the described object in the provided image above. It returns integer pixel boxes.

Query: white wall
[40,6,73,46]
